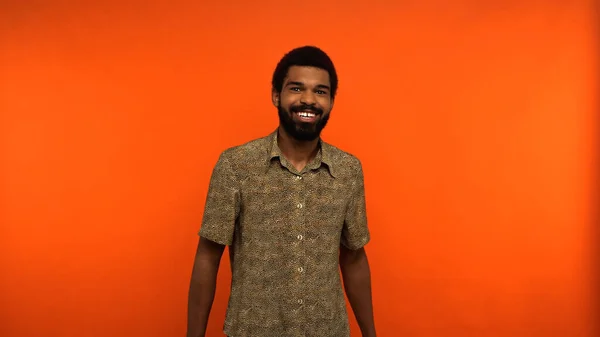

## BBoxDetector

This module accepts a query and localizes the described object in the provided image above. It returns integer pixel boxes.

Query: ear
[271,88,280,107]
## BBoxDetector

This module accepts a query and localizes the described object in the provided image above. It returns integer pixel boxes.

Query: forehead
[284,66,330,86]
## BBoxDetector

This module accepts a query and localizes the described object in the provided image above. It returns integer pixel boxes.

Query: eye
[290,87,301,92]
[316,90,327,95]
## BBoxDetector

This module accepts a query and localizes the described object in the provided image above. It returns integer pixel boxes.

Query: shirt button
[297,203,303,209]
[296,175,302,180]
[297,234,303,240]
[297,267,304,273]
[297,299,304,304]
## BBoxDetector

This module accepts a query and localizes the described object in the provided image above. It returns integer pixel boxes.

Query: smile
[295,111,318,122]
[297,111,316,118]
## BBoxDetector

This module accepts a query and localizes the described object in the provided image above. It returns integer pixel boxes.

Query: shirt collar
[266,129,336,177]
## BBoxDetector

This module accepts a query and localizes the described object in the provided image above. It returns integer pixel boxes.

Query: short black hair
[271,46,338,99]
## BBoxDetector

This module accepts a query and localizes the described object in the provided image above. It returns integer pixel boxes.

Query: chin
[278,107,327,141]
[293,128,320,141]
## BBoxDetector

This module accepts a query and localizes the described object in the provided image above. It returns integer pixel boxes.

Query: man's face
[273,66,333,141]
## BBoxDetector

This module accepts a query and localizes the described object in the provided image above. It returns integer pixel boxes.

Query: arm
[340,245,376,337]
[187,152,239,336]
[186,237,226,337]
[340,158,375,336]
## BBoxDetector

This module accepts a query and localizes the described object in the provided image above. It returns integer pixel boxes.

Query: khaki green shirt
[199,129,370,337]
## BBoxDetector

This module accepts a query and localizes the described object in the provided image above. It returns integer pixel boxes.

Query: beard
[277,104,330,142]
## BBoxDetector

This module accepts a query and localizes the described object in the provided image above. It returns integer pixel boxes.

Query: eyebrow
[285,81,331,90]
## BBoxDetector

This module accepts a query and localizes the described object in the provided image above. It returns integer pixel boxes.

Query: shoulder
[322,141,364,178]
[217,134,271,171]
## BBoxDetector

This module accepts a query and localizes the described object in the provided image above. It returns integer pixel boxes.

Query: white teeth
[298,112,315,118]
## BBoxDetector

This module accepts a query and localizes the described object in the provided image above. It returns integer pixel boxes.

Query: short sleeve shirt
[199,129,370,337]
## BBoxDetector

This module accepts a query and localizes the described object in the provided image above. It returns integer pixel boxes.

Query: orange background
[1,1,597,336]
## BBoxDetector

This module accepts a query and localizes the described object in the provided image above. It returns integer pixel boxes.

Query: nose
[300,90,316,105]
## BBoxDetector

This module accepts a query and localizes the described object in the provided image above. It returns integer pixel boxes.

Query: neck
[277,126,320,167]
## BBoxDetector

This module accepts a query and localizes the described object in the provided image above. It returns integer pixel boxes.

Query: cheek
[279,95,296,108]
[317,98,332,111]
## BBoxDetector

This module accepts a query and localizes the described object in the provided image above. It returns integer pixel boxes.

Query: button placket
[287,169,311,319]
[294,172,306,248]
[294,171,307,312]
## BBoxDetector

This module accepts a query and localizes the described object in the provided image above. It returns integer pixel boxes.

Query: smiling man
[187,46,376,337]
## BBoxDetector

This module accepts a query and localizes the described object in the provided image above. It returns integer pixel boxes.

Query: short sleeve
[341,160,370,250]
[198,151,240,246]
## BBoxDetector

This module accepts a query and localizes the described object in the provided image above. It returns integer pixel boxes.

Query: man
[187,46,376,337]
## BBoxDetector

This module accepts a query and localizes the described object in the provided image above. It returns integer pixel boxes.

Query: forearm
[187,241,223,337]
[187,265,218,337]
[340,250,376,337]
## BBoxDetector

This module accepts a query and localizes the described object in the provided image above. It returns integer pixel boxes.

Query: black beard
[277,105,330,142]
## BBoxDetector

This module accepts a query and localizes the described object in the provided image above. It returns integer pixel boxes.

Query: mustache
[290,104,323,115]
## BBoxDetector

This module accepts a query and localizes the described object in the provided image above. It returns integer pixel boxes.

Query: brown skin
[186,237,225,337]
[272,66,332,171]
[186,65,376,337]
[340,246,377,337]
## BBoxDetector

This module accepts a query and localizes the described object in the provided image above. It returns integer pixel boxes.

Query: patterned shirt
[199,129,370,337]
